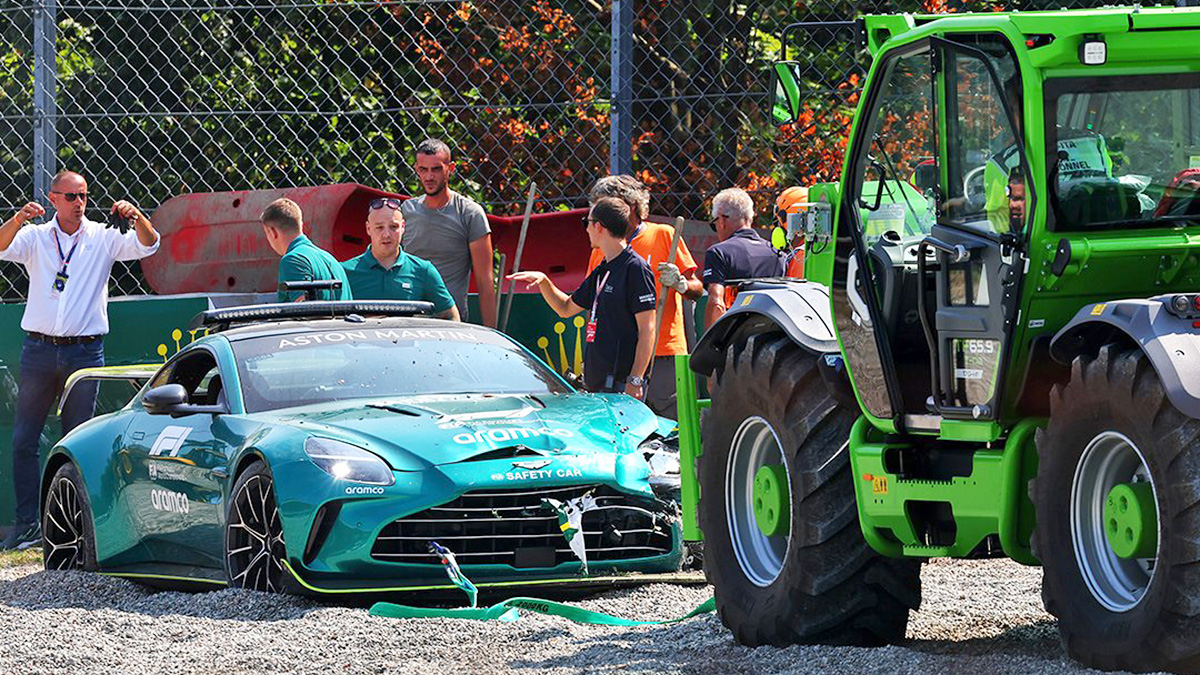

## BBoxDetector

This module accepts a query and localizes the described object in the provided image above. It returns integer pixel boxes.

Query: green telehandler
[679,6,1200,673]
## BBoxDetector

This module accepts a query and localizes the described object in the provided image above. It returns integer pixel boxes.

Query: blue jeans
[11,336,104,527]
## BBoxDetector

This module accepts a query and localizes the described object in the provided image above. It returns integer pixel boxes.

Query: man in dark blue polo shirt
[508,197,656,398]
[341,198,458,320]
[703,187,785,328]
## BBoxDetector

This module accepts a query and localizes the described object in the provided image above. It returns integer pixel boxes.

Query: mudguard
[1050,296,1200,419]
[689,279,838,376]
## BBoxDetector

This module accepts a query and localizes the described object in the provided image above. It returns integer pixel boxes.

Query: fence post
[608,0,632,176]
[32,0,57,205]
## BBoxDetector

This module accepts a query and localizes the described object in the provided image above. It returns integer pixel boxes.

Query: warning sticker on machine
[872,476,888,494]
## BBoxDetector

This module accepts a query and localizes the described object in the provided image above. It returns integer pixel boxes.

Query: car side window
[166,351,222,404]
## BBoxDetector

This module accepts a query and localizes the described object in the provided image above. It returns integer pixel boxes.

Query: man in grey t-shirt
[400,138,498,327]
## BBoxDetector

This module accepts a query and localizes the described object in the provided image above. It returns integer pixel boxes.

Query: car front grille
[370,485,675,567]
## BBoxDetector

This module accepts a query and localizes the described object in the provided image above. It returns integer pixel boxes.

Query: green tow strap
[369,595,716,626]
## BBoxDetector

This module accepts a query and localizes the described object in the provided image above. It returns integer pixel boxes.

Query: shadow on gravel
[905,619,1063,660]
[0,569,326,622]
[507,616,1112,675]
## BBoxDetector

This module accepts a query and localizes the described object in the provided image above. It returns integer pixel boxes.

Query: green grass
[0,548,42,569]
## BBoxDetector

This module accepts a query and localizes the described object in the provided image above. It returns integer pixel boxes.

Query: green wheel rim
[726,416,791,588]
[753,464,790,537]
[1104,482,1157,559]
[1071,431,1159,613]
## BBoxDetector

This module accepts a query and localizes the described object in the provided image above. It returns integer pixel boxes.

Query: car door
[120,347,230,568]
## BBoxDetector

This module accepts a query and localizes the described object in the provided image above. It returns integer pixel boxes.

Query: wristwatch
[627,375,646,387]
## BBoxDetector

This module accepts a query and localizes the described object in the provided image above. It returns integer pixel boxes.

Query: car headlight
[304,437,395,486]
[640,437,680,488]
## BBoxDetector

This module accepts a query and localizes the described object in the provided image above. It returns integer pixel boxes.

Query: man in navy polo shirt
[703,187,785,329]
[508,197,656,398]
[341,198,458,320]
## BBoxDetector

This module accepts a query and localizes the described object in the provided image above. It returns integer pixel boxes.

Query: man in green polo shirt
[341,198,458,320]
[261,197,352,302]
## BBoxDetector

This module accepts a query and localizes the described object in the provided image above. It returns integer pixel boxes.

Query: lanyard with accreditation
[584,269,611,344]
[51,228,82,294]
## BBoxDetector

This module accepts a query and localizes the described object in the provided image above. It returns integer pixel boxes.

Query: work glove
[657,262,688,294]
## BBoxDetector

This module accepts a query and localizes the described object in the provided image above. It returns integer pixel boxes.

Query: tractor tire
[1032,343,1200,673]
[698,332,921,646]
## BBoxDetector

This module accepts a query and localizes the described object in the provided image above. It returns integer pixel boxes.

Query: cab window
[1047,73,1200,231]
[852,46,939,247]
[939,37,1024,235]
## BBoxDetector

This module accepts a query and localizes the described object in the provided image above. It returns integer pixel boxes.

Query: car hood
[256,392,660,471]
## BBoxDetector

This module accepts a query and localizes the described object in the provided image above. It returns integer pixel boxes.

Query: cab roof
[862,6,1200,57]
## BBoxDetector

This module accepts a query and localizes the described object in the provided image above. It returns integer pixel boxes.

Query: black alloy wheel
[42,462,98,571]
[225,462,287,592]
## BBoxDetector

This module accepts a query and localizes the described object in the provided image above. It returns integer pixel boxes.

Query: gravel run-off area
[0,557,1162,675]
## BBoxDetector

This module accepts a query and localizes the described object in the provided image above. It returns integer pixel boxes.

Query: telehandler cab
[684,7,1200,672]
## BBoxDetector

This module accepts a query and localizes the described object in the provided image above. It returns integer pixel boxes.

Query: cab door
[833,41,941,426]
[923,36,1033,420]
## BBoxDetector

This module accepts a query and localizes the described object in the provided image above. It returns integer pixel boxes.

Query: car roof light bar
[189,300,436,332]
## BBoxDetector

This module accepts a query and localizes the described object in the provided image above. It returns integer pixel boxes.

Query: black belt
[28,332,102,345]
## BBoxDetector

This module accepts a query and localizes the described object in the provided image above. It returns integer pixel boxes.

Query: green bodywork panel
[848,415,1042,564]
[673,353,708,541]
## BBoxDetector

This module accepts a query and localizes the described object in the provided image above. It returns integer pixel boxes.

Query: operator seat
[1056,178,1140,229]
[1154,168,1200,220]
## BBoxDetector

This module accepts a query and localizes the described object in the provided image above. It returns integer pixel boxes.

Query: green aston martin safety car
[39,301,683,593]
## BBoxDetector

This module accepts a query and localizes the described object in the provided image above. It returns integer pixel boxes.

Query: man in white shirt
[0,170,159,550]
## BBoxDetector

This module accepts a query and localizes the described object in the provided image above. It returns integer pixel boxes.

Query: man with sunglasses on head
[341,198,458,320]
[0,170,159,550]
[703,187,785,330]
[507,198,656,399]
[400,138,497,327]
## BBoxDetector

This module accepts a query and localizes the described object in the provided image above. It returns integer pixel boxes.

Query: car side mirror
[771,61,804,126]
[143,384,188,415]
[143,383,227,417]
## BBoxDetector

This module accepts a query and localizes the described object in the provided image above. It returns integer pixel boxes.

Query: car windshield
[231,325,570,413]
[1047,73,1200,231]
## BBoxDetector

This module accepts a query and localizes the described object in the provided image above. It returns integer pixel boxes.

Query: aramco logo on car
[151,489,190,514]
[452,427,574,445]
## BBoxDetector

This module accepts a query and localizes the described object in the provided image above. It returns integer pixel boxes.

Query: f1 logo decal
[149,426,193,457]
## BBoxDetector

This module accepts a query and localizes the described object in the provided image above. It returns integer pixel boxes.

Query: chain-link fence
[0,0,1117,302]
